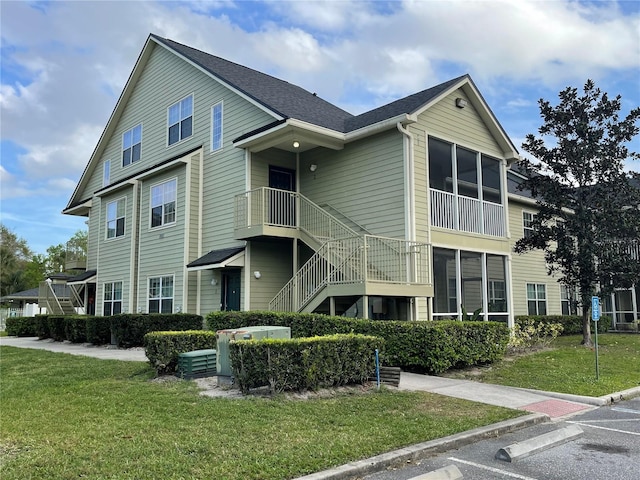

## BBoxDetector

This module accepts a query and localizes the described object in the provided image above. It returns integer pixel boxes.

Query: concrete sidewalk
[0,336,147,362]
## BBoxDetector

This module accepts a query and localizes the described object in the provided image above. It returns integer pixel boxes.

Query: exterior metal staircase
[38,281,79,315]
[234,187,430,313]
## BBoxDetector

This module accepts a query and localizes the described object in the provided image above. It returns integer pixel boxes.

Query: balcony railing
[269,235,429,312]
[431,189,506,237]
[235,187,359,242]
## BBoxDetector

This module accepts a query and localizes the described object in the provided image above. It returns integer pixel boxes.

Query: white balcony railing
[431,189,506,237]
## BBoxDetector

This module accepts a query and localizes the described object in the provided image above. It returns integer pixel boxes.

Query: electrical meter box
[216,326,291,377]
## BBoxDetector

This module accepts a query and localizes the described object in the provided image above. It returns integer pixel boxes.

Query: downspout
[129,180,140,313]
[396,122,416,242]
[397,121,417,321]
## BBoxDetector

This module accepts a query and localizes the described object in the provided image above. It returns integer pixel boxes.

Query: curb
[293,413,548,480]
[515,385,640,406]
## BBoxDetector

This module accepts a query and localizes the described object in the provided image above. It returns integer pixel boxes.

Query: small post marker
[591,296,600,381]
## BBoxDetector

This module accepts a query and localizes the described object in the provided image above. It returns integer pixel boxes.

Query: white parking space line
[448,457,540,480]
[567,421,640,436]
[611,407,640,415]
[573,418,640,424]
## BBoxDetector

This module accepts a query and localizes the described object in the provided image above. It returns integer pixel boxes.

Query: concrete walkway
[0,336,147,362]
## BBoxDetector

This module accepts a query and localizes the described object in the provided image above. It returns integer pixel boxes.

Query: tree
[515,80,640,346]
[0,224,34,297]
[45,230,88,275]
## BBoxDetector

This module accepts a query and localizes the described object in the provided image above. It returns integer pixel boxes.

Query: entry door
[222,270,241,311]
[268,166,296,226]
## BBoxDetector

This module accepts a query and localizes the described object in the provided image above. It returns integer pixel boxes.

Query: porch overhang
[186,247,245,272]
[67,270,97,285]
[233,119,345,153]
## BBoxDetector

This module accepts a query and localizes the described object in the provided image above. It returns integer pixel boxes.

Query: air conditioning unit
[216,326,291,378]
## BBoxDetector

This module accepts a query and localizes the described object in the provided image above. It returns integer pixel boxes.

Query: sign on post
[591,296,600,381]
[591,296,600,321]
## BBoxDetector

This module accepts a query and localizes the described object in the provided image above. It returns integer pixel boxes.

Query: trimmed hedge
[64,316,88,343]
[207,311,509,374]
[515,315,611,335]
[86,316,111,345]
[144,330,218,375]
[111,313,204,348]
[230,334,383,393]
[5,316,37,337]
[35,315,50,339]
[48,315,67,342]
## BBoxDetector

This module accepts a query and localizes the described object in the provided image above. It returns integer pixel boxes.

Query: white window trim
[149,177,178,230]
[523,210,537,238]
[147,274,175,314]
[167,93,194,147]
[105,196,126,240]
[103,281,123,316]
[122,124,143,167]
[526,283,547,315]
[103,160,111,187]
[211,100,223,153]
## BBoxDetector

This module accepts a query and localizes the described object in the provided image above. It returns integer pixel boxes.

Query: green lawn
[0,347,521,480]
[448,334,640,397]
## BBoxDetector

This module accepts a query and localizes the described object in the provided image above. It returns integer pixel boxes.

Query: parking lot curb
[294,413,548,480]
[407,464,463,480]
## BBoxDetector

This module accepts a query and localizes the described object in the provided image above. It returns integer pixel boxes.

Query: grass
[0,347,521,480]
[446,334,640,397]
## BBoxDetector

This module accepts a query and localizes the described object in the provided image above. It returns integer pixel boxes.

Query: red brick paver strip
[521,399,591,418]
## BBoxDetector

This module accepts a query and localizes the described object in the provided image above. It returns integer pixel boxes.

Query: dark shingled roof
[152,35,466,134]
[345,75,468,132]
[187,247,245,269]
[68,270,97,283]
[153,35,353,132]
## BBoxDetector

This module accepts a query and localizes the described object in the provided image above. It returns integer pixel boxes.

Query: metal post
[375,349,380,390]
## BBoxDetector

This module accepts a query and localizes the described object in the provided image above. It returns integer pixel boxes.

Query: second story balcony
[430,189,506,237]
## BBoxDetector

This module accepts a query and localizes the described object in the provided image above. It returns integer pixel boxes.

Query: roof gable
[153,36,353,132]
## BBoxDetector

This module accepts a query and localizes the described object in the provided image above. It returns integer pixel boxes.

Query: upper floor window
[151,179,177,228]
[122,124,142,166]
[523,211,537,238]
[103,160,111,187]
[211,101,223,152]
[103,281,123,316]
[106,198,126,239]
[149,275,173,313]
[168,95,193,146]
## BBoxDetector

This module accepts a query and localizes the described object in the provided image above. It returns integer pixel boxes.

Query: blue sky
[1,0,639,255]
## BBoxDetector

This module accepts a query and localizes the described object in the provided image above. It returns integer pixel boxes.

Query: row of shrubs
[206,311,509,375]
[514,315,611,334]
[5,313,203,347]
[230,334,383,394]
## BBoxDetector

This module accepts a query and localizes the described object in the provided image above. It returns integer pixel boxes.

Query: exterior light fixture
[254,271,262,279]
[211,278,218,286]
[455,98,467,108]
[292,141,300,148]
[309,164,317,172]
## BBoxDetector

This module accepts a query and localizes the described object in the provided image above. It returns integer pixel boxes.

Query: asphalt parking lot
[363,397,640,480]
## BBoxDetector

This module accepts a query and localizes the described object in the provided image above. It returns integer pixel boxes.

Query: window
[211,101,223,151]
[456,146,478,199]
[150,179,176,228]
[523,211,537,238]
[527,283,547,315]
[168,95,193,145]
[561,285,572,315]
[428,138,453,193]
[122,124,142,166]
[103,160,110,187]
[149,276,173,313]
[106,198,125,239]
[103,282,122,316]
[481,155,502,204]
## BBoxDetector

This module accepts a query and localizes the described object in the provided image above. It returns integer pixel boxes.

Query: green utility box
[176,349,217,379]
[216,326,291,377]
